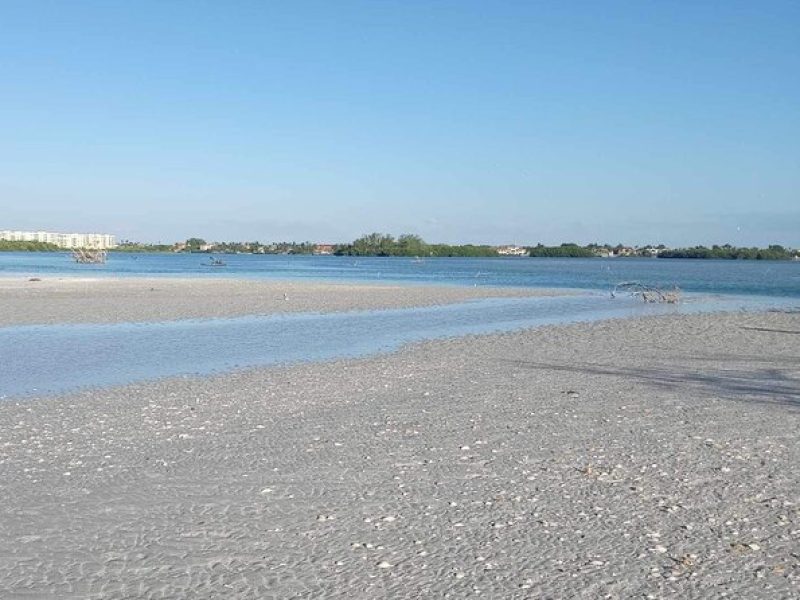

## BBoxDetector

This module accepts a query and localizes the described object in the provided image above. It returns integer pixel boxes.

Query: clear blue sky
[1,1,798,246]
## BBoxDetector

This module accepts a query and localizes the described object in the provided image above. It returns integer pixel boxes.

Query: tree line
[657,245,797,260]
[526,243,596,257]
[114,241,174,253]
[0,240,61,251]
[333,233,497,257]
[2,236,797,261]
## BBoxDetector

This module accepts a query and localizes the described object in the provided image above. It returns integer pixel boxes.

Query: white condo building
[496,245,528,256]
[0,230,117,249]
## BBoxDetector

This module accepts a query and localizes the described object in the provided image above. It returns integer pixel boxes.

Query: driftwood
[611,281,680,304]
[72,249,107,264]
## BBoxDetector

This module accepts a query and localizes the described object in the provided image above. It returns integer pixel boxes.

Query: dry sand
[0,277,561,326]
[0,307,798,598]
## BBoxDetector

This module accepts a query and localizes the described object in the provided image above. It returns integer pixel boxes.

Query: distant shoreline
[0,248,798,261]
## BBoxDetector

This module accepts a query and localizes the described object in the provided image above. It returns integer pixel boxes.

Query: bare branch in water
[611,281,680,303]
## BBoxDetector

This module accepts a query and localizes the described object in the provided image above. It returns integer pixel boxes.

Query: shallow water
[2,292,797,399]
[1,253,799,297]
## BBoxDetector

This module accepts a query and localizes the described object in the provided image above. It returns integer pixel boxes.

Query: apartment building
[496,245,528,256]
[0,230,117,249]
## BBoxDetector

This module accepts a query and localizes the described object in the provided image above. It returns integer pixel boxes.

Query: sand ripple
[0,311,798,598]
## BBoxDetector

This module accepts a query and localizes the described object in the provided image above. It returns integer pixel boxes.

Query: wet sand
[0,277,562,326]
[0,307,798,598]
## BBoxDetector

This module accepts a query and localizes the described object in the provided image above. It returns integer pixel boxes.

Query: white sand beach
[0,277,563,326]
[4,0,798,596]
[0,281,798,598]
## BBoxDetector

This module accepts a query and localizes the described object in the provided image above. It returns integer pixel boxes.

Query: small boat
[203,257,227,267]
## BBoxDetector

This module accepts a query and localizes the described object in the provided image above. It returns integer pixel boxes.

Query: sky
[1,0,798,246]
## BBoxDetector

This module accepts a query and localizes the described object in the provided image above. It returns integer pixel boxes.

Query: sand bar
[0,310,798,598]
[0,277,565,326]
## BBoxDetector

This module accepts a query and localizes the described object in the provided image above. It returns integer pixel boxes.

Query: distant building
[604,246,636,257]
[638,246,666,257]
[496,245,528,256]
[0,230,116,249]
[314,244,336,255]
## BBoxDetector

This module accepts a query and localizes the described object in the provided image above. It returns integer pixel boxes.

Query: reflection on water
[2,293,797,399]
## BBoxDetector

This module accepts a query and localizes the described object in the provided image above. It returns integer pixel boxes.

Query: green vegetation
[658,245,797,260]
[185,237,207,252]
[112,241,173,253]
[425,244,498,257]
[334,233,498,257]
[523,243,799,260]
[269,242,315,255]
[0,240,61,252]
[215,240,315,254]
[176,238,315,254]
[526,243,596,258]
[4,235,796,261]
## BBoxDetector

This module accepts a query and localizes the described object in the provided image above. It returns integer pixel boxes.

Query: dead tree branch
[611,281,680,304]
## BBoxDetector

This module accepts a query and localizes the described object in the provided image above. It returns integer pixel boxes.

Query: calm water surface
[2,293,798,398]
[2,253,799,398]
[1,252,799,297]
